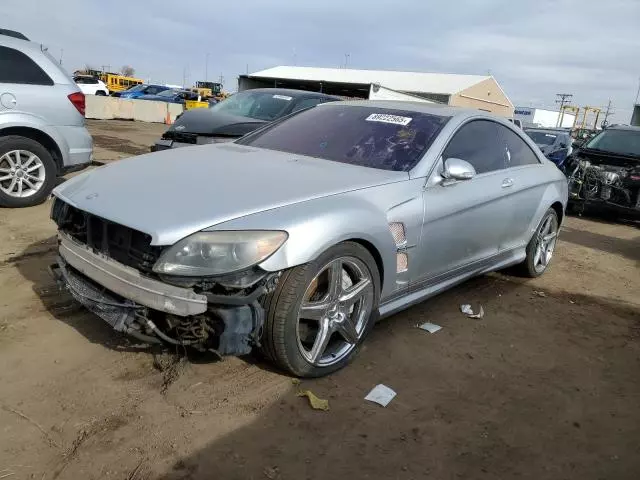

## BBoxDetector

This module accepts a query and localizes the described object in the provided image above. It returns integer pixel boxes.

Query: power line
[555,93,573,127]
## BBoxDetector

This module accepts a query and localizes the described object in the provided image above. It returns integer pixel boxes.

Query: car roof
[525,128,568,134]
[607,125,640,132]
[321,99,491,119]
[241,88,340,100]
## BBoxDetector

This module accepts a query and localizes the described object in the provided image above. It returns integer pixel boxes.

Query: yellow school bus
[101,74,143,93]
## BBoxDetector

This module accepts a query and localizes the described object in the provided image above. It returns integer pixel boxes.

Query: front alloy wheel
[261,242,380,377]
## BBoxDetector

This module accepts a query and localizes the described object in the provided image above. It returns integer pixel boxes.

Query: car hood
[166,109,267,136]
[574,148,640,168]
[53,144,407,245]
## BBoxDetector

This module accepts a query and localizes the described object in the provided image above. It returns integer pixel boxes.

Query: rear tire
[260,242,380,377]
[96,91,107,96]
[0,136,57,208]
[517,208,559,278]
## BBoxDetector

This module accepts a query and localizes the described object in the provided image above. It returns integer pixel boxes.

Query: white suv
[74,75,109,96]
[0,30,93,207]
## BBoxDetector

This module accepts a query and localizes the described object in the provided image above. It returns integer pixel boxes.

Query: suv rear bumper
[56,125,93,169]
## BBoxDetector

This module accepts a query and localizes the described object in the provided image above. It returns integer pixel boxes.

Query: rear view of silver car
[0,30,92,207]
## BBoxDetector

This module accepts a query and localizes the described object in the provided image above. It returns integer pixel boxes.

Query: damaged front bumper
[51,232,273,356]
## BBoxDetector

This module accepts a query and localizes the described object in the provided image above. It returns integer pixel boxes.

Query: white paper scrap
[418,322,442,334]
[460,304,484,319]
[364,384,396,407]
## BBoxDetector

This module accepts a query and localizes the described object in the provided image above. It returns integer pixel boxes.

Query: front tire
[95,91,107,96]
[518,208,559,277]
[0,136,57,208]
[260,242,380,377]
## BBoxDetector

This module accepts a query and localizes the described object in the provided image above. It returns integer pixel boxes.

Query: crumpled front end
[50,198,279,356]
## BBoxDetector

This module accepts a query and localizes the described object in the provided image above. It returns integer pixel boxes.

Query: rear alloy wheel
[0,136,57,208]
[519,208,559,277]
[261,242,380,377]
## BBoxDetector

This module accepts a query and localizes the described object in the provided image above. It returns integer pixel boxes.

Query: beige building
[239,66,514,117]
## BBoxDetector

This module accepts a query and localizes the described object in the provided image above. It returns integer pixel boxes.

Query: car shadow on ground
[560,224,640,263]
[155,284,640,480]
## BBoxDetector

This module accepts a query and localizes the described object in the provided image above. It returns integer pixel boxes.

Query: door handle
[501,178,514,188]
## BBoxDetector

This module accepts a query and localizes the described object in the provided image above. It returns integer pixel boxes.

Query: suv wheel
[0,136,57,208]
[96,91,106,96]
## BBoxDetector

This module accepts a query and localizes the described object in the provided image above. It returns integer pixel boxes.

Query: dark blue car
[137,89,199,104]
[116,84,171,99]
[524,128,573,170]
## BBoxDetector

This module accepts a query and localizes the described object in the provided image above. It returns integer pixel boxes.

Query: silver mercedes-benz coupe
[51,100,568,377]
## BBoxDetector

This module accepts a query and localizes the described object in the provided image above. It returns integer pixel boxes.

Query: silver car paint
[53,102,567,316]
[53,143,408,245]
[0,35,92,168]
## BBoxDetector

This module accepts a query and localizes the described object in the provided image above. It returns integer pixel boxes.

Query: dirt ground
[1,120,639,480]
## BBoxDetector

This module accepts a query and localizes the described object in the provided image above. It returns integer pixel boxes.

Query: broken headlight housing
[153,230,288,276]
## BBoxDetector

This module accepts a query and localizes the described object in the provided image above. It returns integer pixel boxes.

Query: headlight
[153,230,288,276]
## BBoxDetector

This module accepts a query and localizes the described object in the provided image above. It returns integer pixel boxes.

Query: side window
[442,120,505,174]
[291,98,323,113]
[498,125,540,167]
[0,46,53,85]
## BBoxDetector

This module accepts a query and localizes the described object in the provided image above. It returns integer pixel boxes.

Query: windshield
[157,89,179,98]
[126,84,145,93]
[585,129,640,157]
[526,131,558,145]
[210,91,295,120]
[239,105,450,172]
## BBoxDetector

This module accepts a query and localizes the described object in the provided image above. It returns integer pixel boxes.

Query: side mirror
[442,157,476,182]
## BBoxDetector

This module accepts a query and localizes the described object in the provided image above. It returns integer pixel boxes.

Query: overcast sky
[5,0,639,122]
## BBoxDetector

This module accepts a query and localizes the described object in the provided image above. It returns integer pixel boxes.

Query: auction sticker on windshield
[365,113,412,126]
[273,95,293,101]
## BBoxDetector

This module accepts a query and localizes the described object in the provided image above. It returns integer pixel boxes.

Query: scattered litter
[291,378,301,386]
[460,304,484,319]
[364,384,396,407]
[569,300,576,304]
[296,390,329,411]
[533,291,547,298]
[417,322,442,334]
[263,466,279,479]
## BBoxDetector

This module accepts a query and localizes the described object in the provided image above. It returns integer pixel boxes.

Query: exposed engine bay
[566,156,640,213]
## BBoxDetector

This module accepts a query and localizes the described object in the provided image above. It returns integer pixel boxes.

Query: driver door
[414,120,512,285]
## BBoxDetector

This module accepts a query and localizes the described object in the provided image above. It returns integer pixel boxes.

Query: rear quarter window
[0,46,54,85]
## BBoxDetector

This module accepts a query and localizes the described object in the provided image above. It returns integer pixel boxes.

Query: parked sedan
[137,89,199,104]
[50,101,567,377]
[113,84,171,99]
[152,88,339,151]
[525,128,573,169]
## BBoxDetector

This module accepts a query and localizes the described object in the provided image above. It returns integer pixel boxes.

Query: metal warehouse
[239,66,514,117]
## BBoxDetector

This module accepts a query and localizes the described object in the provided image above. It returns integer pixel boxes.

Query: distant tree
[120,65,135,77]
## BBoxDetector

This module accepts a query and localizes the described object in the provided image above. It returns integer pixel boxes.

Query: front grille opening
[52,198,164,273]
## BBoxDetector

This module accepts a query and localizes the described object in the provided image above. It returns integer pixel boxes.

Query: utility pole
[218,73,224,88]
[205,53,209,81]
[635,76,640,105]
[555,93,573,127]
[601,99,614,128]
[344,53,350,68]
[59,48,63,65]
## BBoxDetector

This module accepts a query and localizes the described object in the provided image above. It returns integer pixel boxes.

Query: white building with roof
[239,66,514,117]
